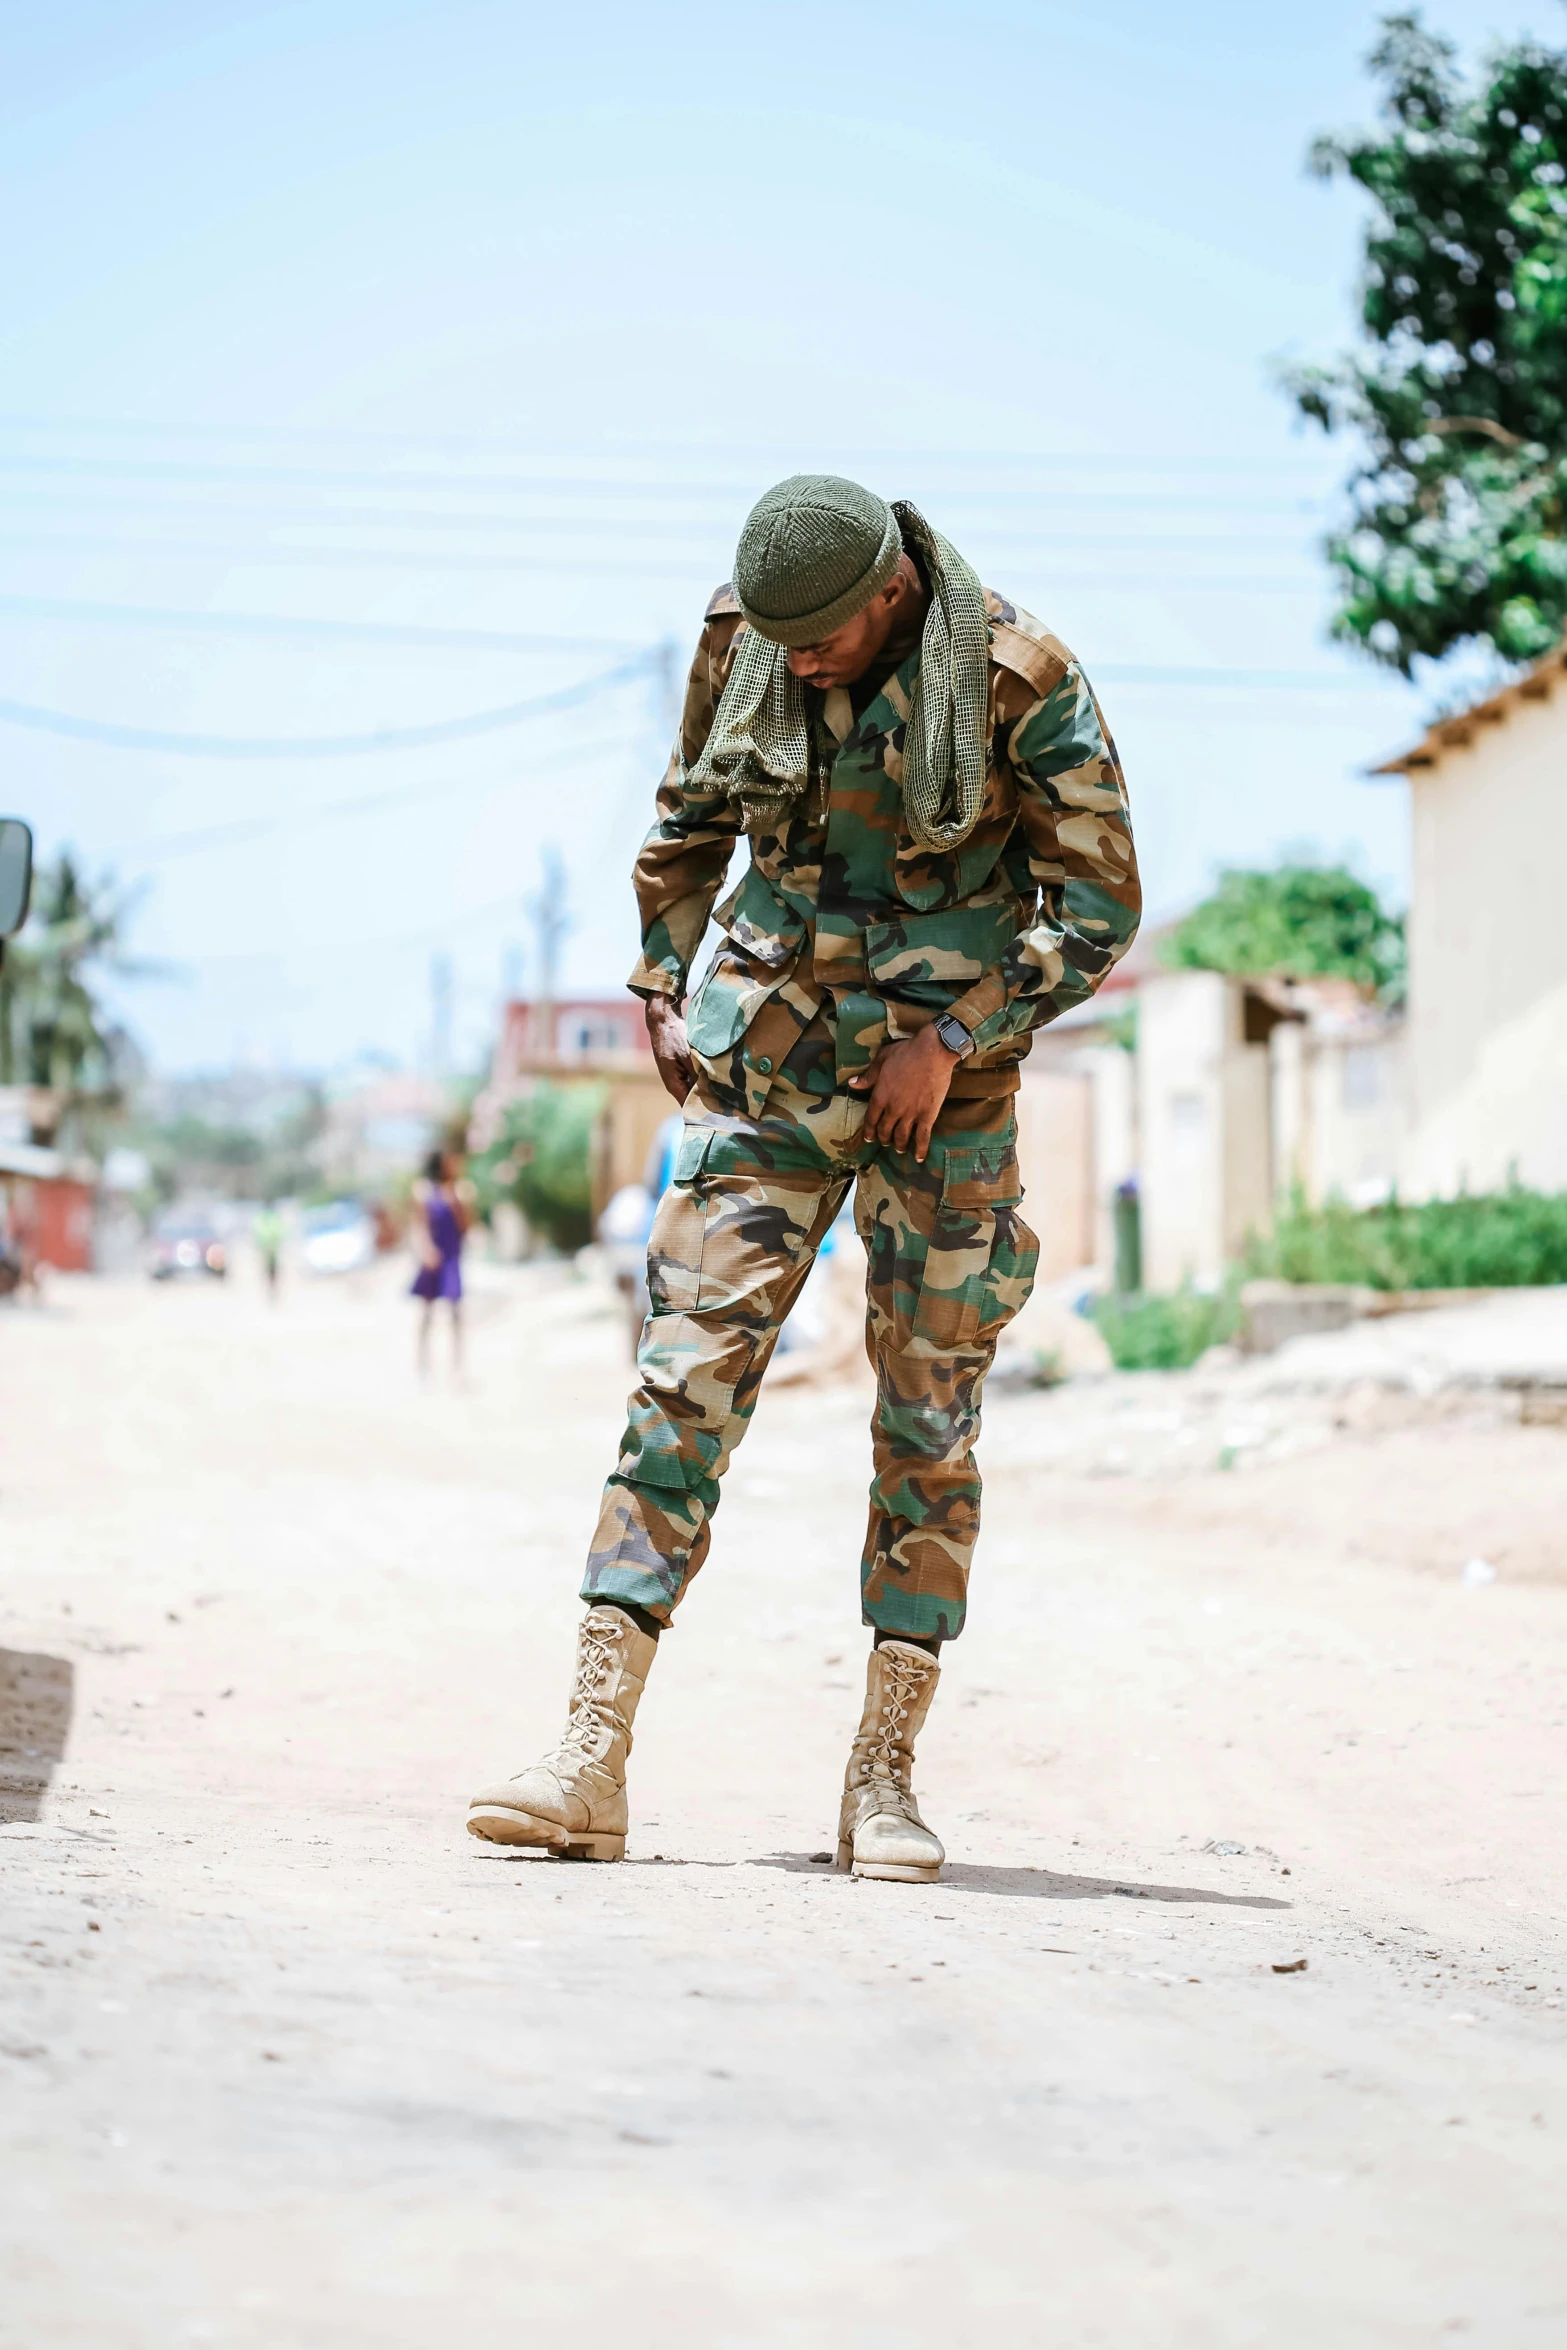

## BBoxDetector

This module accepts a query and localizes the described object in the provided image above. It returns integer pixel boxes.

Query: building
[470,995,668,1228]
[1373,646,1567,1196]
[488,996,651,1079]
[0,1092,95,1272]
[1127,638,1567,1288]
[1134,970,1405,1291]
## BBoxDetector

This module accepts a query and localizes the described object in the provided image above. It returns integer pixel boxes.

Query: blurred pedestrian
[252,1201,284,1301]
[595,1110,684,1357]
[411,1149,469,1378]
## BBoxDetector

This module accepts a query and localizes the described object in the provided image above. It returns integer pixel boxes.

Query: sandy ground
[2,1254,1565,2348]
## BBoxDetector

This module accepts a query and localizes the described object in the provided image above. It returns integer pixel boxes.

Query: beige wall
[593,1070,675,1217]
[1405,688,1567,1194]
[1138,970,1272,1290]
[1271,1015,1406,1209]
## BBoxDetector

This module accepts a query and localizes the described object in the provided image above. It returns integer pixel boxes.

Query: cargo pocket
[646,1125,714,1316]
[909,1145,1038,1354]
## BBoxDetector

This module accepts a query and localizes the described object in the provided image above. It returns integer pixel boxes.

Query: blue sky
[4,0,1556,1072]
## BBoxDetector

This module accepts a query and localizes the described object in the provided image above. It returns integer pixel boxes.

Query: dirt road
[3,1259,1564,2346]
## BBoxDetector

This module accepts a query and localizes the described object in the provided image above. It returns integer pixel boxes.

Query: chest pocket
[863,900,1021,1009]
[686,865,806,1057]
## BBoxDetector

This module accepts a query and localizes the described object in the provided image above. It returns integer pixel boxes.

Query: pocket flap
[939,1142,1022,1210]
[672,1125,715,1186]
[712,863,807,970]
[865,902,1018,1003]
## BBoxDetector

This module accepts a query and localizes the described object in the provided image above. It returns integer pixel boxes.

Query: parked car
[299,1199,377,1276]
[149,1208,227,1280]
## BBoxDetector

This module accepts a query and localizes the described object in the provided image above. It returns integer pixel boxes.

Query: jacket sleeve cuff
[627,954,684,1003]
[945,972,1009,1042]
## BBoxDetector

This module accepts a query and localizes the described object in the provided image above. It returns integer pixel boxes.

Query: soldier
[469,475,1139,1881]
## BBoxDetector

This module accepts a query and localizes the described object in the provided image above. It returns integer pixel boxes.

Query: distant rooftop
[1370,641,1567,778]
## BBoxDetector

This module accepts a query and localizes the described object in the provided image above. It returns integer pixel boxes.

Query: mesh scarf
[687,501,991,849]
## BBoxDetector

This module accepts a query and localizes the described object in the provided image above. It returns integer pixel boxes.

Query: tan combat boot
[466,1605,657,1861]
[836,1639,945,1883]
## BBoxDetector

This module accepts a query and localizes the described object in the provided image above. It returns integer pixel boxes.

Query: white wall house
[1376,651,1567,1196]
[1137,971,1273,1290]
[1136,970,1407,1290]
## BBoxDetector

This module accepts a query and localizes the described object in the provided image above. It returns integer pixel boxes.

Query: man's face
[783,568,915,689]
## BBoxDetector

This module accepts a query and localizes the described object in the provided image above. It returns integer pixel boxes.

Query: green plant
[471,1081,604,1251]
[1165,862,1404,995]
[1090,1284,1239,1372]
[1284,13,1567,673]
[0,850,146,1100]
[1246,1182,1567,1289]
[1101,1000,1138,1055]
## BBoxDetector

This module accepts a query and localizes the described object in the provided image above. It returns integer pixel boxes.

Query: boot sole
[835,1838,941,1883]
[467,1808,625,1862]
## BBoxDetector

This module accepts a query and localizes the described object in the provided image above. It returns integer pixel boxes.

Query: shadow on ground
[757,1852,1291,1910]
[472,1849,1291,1910]
[0,1648,74,1824]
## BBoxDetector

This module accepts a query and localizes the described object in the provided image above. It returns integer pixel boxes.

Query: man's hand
[645,994,696,1105]
[847,1023,960,1161]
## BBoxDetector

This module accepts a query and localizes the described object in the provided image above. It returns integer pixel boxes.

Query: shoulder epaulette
[988,600,1074,700]
[704,581,743,621]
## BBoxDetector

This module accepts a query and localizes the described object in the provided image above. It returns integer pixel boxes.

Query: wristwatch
[933,1012,976,1059]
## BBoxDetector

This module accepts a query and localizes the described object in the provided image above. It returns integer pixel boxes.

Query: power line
[0,592,644,655]
[154,886,559,969]
[0,413,1335,478]
[0,488,1329,538]
[0,454,1326,518]
[0,531,1329,589]
[0,653,655,758]
[109,732,642,862]
[0,638,1392,775]
[1092,664,1393,690]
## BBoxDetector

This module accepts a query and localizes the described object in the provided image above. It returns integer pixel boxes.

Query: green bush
[1247,1184,1567,1292]
[1165,861,1404,996]
[1090,1284,1238,1372]
[471,1081,604,1251]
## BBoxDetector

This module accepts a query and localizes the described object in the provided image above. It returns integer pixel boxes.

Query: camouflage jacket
[628,584,1140,1114]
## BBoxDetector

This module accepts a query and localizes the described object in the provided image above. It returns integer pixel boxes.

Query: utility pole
[428,950,453,1078]
[525,844,571,1065]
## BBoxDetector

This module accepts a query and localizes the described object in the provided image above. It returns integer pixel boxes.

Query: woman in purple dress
[411,1149,469,1378]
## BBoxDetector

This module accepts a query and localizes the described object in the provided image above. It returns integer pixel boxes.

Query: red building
[490,996,652,1085]
[0,1145,95,1273]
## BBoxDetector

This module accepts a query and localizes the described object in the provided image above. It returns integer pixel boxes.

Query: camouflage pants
[581,1065,1039,1643]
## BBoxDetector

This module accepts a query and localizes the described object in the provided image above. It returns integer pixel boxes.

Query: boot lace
[552,1615,622,1764]
[855,1648,932,1820]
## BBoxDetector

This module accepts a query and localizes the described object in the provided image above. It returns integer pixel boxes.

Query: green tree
[1285,12,1567,672]
[470,1081,604,1251]
[0,852,141,1102]
[1165,862,1405,994]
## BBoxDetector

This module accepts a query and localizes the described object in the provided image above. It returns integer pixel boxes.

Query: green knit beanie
[732,474,903,646]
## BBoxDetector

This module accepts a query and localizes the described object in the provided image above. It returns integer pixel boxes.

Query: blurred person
[596,1110,685,1356]
[411,1149,469,1379]
[0,1183,23,1300]
[468,477,1139,1879]
[4,1178,42,1303]
[252,1201,285,1301]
